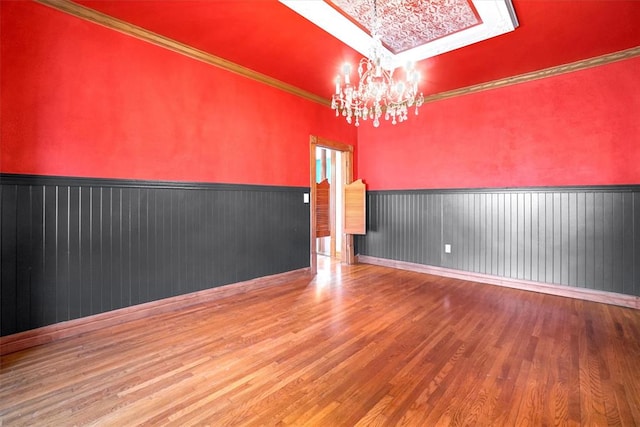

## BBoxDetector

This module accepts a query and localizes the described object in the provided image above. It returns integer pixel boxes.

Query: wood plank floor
[1,259,640,426]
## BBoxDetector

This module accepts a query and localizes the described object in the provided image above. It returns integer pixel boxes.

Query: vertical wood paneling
[567,193,577,287]
[43,186,57,326]
[379,194,387,258]
[634,193,640,296]
[503,193,511,278]
[356,192,442,267]
[79,187,91,317]
[399,194,407,262]
[468,194,476,272]
[544,193,554,284]
[90,187,100,313]
[516,192,525,280]
[406,194,414,263]
[412,195,420,264]
[575,193,586,288]
[31,186,45,328]
[497,193,505,278]
[56,186,69,322]
[610,193,624,294]
[584,193,595,290]
[391,194,398,261]
[474,193,482,273]
[381,195,397,259]
[621,193,635,295]
[594,193,605,291]
[360,186,640,299]
[15,186,32,331]
[156,189,169,300]
[462,194,469,271]
[122,188,132,306]
[139,188,149,305]
[603,193,614,292]
[535,193,546,283]
[400,194,409,261]
[523,193,532,280]
[1,175,310,336]
[431,194,442,266]
[446,194,455,270]
[1,185,18,333]
[489,193,496,275]
[529,193,539,282]
[68,187,81,320]
[491,193,499,276]
[559,192,569,285]
[113,187,122,308]
[389,194,397,261]
[419,195,426,264]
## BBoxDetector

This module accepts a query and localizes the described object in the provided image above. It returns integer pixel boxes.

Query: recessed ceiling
[330,0,482,53]
[281,0,518,68]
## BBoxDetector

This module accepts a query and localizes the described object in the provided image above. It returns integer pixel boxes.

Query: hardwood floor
[1,259,640,426]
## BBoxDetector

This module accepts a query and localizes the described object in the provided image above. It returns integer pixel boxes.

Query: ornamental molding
[33,0,640,109]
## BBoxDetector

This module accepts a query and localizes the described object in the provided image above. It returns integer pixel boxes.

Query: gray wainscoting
[0,174,310,336]
[357,187,640,297]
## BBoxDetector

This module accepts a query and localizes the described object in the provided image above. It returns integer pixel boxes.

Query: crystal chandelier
[331,0,424,127]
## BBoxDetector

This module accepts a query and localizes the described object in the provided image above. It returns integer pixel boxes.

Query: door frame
[309,135,355,275]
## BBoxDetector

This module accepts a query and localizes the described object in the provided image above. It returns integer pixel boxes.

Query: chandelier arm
[330,0,424,127]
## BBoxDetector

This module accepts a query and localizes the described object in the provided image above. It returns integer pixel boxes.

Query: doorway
[315,146,343,259]
[309,136,354,275]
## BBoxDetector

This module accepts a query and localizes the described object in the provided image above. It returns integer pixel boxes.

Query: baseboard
[0,268,310,355]
[357,255,640,310]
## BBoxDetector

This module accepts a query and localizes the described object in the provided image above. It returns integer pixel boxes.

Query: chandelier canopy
[331,0,424,127]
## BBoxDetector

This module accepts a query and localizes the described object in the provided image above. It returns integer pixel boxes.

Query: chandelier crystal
[331,0,424,127]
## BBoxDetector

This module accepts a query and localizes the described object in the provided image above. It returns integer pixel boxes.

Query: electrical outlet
[444,244,452,254]
[303,193,309,204]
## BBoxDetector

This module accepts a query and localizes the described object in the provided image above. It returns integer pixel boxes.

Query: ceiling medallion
[331,0,424,127]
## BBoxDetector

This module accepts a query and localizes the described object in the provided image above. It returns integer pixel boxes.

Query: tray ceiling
[282,0,517,67]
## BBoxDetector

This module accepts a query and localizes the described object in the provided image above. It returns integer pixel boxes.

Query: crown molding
[423,45,640,103]
[34,0,330,107]
[33,0,640,109]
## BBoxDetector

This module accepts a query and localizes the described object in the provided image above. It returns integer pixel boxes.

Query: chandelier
[331,0,424,127]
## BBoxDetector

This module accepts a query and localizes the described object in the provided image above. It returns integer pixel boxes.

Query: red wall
[3,2,638,191]
[0,1,356,187]
[358,56,640,190]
